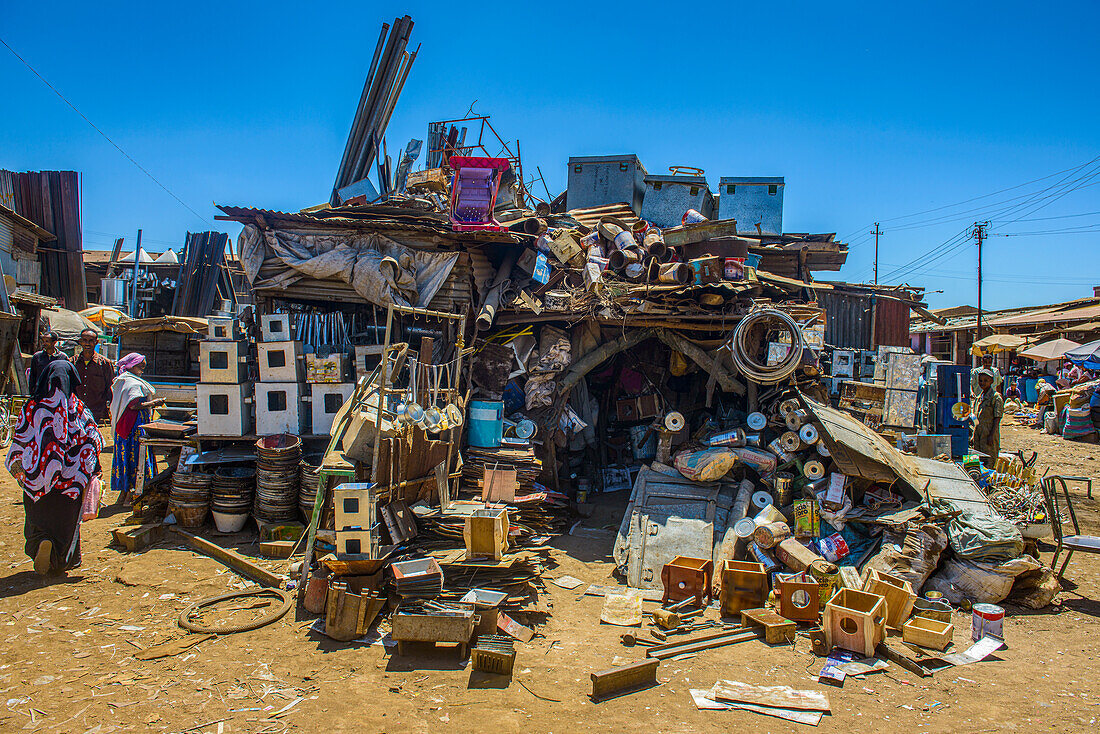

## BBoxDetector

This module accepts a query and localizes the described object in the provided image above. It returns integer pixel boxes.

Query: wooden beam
[170,527,283,588]
[656,330,745,395]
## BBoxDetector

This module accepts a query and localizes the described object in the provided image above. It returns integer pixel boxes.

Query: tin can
[753,521,791,549]
[767,438,793,463]
[753,503,784,525]
[780,431,802,452]
[772,471,795,506]
[818,532,849,562]
[792,499,819,538]
[682,208,708,225]
[733,516,757,559]
[707,428,746,447]
[803,459,826,480]
[799,423,819,445]
[631,220,650,243]
[746,411,768,431]
[743,432,762,447]
[612,230,636,253]
[580,230,601,250]
[808,559,840,607]
[750,542,780,572]
[972,603,1004,641]
[724,257,745,281]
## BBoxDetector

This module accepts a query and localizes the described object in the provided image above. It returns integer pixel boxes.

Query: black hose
[178,589,293,635]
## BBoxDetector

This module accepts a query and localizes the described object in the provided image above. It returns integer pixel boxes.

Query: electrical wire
[0,35,210,225]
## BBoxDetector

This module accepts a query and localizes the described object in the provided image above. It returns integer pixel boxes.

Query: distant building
[0,203,51,294]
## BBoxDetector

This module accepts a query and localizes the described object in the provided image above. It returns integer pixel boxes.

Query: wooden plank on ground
[170,527,282,587]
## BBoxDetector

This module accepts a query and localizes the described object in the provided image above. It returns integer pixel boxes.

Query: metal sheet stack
[211,468,255,516]
[391,557,444,599]
[299,457,321,521]
[170,472,213,528]
[254,434,302,522]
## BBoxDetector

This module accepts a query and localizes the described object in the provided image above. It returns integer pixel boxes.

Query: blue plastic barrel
[468,400,504,448]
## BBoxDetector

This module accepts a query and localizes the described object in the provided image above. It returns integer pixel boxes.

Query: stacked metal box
[197,318,253,437]
[257,314,308,436]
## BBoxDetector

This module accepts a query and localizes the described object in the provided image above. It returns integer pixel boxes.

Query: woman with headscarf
[5,360,103,574]
[109,353,165,505]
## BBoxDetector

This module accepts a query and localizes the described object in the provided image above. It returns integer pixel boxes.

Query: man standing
[970,354,1003,398]
[71,328,114,422]
[27,329,68,391]
[972,368,1005,468]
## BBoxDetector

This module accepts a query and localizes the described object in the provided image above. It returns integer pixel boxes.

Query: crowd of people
[989,353,1100,443]
[5,328,161,576]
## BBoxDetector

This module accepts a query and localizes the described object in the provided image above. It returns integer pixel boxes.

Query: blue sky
[2,1,1098,310]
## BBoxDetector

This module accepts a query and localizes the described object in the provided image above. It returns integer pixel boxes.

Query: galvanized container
[567,155,648,215]
[717,177,784,235]
[100,277,128,307]
[641,173,714,228]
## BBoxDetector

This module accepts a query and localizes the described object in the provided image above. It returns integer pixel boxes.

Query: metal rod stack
[331,16,417,205]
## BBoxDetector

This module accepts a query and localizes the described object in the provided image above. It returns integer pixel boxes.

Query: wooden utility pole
[972,221,989,346]
[871,223,884,284]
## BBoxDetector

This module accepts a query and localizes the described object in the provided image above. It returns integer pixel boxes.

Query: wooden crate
[902,615,954,651]
[862,568,916,629]
[824,588,886,657]
[719,560,768,617]
[464,508,509,560]
[777,579,821,622]
[661,555,713,606]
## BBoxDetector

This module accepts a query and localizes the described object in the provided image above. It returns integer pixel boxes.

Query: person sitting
[1005,381,1023,402]
[1032,379,1058,428]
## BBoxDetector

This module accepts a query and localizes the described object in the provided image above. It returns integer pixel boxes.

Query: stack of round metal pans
[211,467,255,516]
[170,472,213,528]
[299,457,321,522]
[254,434,301,522]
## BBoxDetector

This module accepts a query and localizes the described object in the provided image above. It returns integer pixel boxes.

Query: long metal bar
[645,629,759,660]
[349,16,412,186]
[332,22,390,196]
[370,304,396,489]
[130,229,142,317]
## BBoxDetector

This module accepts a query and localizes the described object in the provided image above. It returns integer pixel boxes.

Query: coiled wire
[728,309,804,384]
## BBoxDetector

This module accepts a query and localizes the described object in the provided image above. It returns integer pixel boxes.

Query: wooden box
[719,560,768,617]
[902,615,954,651]
[662,555,713,606]
[777,578,821,622]
[464,508,509,560]
[824,588,887,657]
[862,568,916,629]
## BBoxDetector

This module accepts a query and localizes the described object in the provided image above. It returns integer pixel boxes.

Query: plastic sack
[923,555,1041,605]
[933,499,1024,564]
[863,522,949,591]
[1008,565,1061,609]
[82,476,102,521]
[730,447,778,476]
[673,448,738,483]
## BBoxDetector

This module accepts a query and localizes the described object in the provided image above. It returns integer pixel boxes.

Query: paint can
[580,230,601,250]
[751,489,774,512]
[799,423,819,445]
[733,516,757,559]
[631,220,650,243]
[772,471,795,506]
[971,603,1005,641]
[803,459,826,480]
[624,261,646,281]
[753,521,791,549]
[682,208,708,225]
[656,262,691,284]
[808,559,840,607]
[767,438,793,463]
[612,230,637,253]
[588,255,610,271]
[750,542,780,573]
[792,499,820,538]
[780,431,802,452]
[707,428,746,447]
[724,257,745,281]
[818,532,849,562]
[746,412,768,431]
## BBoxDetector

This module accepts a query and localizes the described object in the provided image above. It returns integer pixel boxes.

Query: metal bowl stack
[299,457,321,522]
[170,472,213,528]
[254,434,301,522]
[211,467,255,516]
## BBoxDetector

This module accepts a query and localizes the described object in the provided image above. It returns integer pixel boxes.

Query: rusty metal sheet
[913,456,998,519]
[801,396,916,485]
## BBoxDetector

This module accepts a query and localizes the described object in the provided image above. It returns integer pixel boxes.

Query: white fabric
[109,371,156,433]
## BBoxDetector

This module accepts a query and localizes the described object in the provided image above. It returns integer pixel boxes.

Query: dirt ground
[1,420,1099,734]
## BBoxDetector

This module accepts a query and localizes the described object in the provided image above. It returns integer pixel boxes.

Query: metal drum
[211,467,255,515]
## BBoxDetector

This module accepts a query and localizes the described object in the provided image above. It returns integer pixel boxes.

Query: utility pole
[972,221,989,348]
[871,223,884,284]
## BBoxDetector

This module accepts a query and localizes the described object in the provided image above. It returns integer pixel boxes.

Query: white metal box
[832,349,856,378]
[207,316,239,341]
[197,382,253,437]
[258,341,304,383]
[306,353,349,383]
[256,382,308,436]
[200,340,249,383]
[261,313,293,342]
[354,345,385,379]
[311,382,355,435]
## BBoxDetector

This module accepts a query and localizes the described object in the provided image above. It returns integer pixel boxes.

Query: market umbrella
[970,333,1026,356]
[1065,339,1100,370]
[1018,337,1082,362]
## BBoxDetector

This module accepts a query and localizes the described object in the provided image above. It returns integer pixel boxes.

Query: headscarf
[117,352,146,375]
[33,360,80,401]
[5,388,102,501]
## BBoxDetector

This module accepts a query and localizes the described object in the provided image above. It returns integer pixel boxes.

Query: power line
[0,35,210,225]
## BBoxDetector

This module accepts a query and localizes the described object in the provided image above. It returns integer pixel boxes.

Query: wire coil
[728,309,805,384]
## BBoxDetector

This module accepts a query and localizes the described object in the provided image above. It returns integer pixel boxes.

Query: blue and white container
[468,400,504,448]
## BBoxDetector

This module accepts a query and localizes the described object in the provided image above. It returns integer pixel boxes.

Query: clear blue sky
[3,1,1098,311]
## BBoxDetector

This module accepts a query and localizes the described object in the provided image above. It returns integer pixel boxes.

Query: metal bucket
[972,603,1004,641]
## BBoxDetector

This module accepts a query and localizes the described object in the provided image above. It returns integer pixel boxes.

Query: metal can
[724,257,745,281]
[707,428,746,447]
[580,230,601,250]
[750,542,780,572]
[612,230,636,253]
[753,521,791,549]
[772,471,795,506]
[818,532,849,562]
[682,208,708,225]
[971,603,1005,641]
[808,559,840,607]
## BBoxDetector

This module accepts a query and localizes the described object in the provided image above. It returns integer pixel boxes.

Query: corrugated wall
[819,291,873,349]
[874,298,911,347]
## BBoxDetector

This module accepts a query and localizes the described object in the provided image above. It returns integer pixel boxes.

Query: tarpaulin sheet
[239,224,458,309]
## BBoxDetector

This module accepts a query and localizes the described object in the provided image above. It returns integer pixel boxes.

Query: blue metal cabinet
[718,177,784,234]
[566,155,647,215]
[640,174,714,228]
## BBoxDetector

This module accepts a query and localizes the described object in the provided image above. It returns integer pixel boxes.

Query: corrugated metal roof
[987,301,1100,327]
[566,202,640,229]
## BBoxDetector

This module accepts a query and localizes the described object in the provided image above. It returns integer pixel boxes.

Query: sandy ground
[1,420,1099,733]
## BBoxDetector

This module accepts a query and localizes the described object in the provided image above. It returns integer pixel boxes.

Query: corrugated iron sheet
[874,297,910,347]
[818,290,872,350]
[2,170,86,309]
